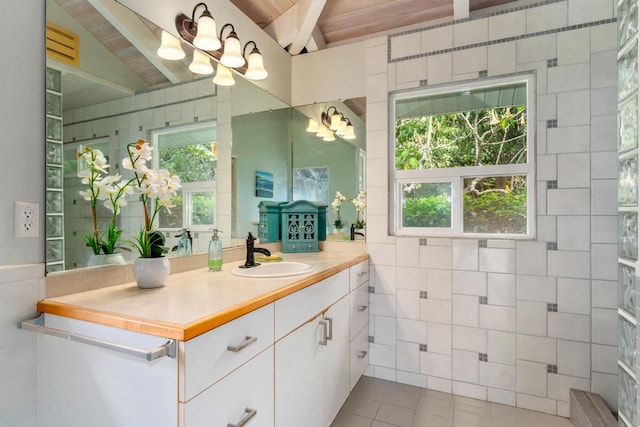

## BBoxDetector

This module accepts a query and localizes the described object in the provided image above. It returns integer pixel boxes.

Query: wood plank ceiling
[52,0,517,111]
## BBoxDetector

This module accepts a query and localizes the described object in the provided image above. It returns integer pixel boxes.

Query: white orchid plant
[352,190,366,229]
[123,139,181,258]
[78,146,135,255]
[331,190,366,230]
[331,191,347,228]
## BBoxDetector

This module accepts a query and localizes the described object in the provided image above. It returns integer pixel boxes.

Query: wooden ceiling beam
[264,0,327,55]
[88,0,192,84]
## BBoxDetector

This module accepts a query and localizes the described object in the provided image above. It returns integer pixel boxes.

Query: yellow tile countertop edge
[37,252,369,341]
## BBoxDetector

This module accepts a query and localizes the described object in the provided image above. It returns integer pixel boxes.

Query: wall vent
[46,22,79,66]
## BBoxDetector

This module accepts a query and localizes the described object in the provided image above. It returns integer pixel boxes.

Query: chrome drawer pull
[326,317,333,341]
[227,336,258,353]
[319,320,328,346]
[18,314,176,361]
[357,350,368,359]
[357,271,368,278]
[356,305,368,312]
[227,407,257,427]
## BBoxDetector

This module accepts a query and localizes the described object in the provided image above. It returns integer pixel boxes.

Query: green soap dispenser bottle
[208,229,223,271]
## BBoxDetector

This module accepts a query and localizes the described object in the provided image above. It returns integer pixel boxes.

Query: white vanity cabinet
[30,255,370,427]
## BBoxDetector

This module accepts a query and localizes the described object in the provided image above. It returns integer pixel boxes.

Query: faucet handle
[247,232,256,241]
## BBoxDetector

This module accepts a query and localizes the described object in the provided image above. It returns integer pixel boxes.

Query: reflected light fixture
[157,31,185,60]
[219,24,245,68]
[243,41,268,80]
[213,64,235,86]
[191,2,221,51]
[189,49,214,75]
[306,106,356,141]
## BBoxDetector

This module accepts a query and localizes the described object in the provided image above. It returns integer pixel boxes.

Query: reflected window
[153,122,217,230]
[392,76,535,238]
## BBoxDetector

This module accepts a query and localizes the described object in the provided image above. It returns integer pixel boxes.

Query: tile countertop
[37,251,368,341]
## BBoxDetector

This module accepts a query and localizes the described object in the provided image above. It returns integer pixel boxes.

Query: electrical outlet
[15,201,40,238]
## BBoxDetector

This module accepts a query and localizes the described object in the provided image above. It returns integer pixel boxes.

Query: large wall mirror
[45,0,365,273]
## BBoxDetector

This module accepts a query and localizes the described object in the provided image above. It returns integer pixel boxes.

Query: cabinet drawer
[182,348,274,427]
[349,324,369,391]
[275,270,349,340]
[182,303,274,401]
[349,260,369,291]
[349,282,369,340]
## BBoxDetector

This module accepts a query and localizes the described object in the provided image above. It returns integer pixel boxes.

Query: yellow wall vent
[46,22,79,66]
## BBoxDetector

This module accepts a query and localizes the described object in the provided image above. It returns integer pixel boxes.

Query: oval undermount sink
[231,261,314,278]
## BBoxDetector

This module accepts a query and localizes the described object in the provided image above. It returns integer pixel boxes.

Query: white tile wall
[367,1,619,416]
[0,264,45,427]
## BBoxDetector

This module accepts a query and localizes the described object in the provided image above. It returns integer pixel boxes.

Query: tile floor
[331,376,575,427]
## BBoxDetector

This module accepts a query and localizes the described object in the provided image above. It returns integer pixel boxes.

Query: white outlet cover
[15,201,40,238]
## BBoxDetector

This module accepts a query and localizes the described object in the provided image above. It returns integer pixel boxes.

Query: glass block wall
[45,67,64,273]
[619,0,639,424]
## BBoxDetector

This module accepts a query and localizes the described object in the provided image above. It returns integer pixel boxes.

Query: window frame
[390,74,536,239]
[151,121,218,232]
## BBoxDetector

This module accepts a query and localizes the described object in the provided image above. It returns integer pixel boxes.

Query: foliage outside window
[392,76,535,238]
[153,123,218,230]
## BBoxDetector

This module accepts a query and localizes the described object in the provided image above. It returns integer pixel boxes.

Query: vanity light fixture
[157,30,185,60]
[212,64,235,86]
[243,41,268,80]
[190,3,221,51]
[189,49,214,75]
[168,4,269,83]
[316,106,357,141]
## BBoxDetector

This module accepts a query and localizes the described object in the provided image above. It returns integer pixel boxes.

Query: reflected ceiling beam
[264,0,327,55]
[88,0,192,84]
[454,0,470,19]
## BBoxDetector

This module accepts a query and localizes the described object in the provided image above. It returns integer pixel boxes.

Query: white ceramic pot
[133,257,170,289]
[87,253,126,267]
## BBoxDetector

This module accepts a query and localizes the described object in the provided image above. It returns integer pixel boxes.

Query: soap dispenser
[208,229,223,271]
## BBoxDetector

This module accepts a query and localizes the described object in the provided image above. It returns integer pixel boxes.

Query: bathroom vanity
[25,252,369,427]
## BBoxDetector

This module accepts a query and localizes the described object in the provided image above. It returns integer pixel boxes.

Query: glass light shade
[213,64,235,86]
[220,33,245,68]
[306,119,319,133]
[245,50,268,80]
[316,126,330,138]
[193,12,221,51]
[329,112,342,131]
[343,124,356,140]
[189,50,214,75]
[323,130,336,141]
[157,31,185,60]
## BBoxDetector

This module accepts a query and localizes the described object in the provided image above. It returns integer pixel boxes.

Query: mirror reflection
[45,0,365,273]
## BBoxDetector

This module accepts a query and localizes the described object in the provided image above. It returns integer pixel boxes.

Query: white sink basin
[231,262,314,278]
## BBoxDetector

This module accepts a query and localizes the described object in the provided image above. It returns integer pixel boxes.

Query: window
[391,76,535,238]
[152,122,217,230]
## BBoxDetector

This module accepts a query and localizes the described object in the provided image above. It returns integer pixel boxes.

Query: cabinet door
[183,348,274,427]
[322,296,350,425]
[38,315,177,427]
[275,315,324,427]
[349,281,369,340]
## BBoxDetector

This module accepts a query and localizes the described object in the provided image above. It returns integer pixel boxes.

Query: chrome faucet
[241,232,271,268]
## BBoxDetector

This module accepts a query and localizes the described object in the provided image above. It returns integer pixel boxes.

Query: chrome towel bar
[19,313,176,361]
